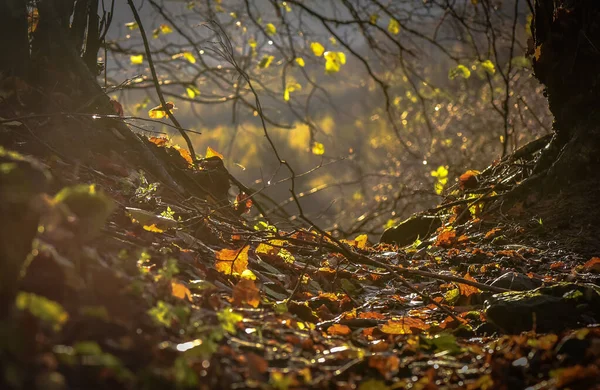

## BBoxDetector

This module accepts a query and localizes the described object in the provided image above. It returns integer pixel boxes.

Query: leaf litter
[1,129,600,390]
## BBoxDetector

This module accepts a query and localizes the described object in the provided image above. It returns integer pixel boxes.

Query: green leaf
[265,23,277,36]
[148,301,177,327]
[258,55,275,69]
[388,18,400,35]
[125,22,138,30]
[16,292,68,331]
[217,308,243,334]
[448,64,471,80]
[420,333,462,354]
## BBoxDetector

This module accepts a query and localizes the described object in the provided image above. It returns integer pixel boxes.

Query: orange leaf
[171,280,192,301]
[359,312,386,320]
[435,230,456,248]
[143,224,164,233]
[149,136,169,147]
[215,246,249,275]
[206,146,224,160]
[458,273,481,298]
[380,318,429,335]
[175,146,194,166]
[327,324,351,336]
[550,261,565,270]
[232,279,260,307]
[459,170,480,190]
[583,257,600,273]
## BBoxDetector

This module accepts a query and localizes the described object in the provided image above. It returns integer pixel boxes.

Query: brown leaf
[368,355,400,378]
[232,279,260,308]
[459,170,480,190]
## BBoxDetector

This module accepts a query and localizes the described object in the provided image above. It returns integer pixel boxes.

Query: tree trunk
[532,0,600,185]
[0,0,30,77]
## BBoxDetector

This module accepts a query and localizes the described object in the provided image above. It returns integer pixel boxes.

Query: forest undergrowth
[1,97,600,389]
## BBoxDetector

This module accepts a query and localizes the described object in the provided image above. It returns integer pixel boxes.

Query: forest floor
[1,108,600,390]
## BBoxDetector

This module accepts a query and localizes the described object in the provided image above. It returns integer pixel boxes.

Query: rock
[490,272,543,291]
[484,283,600,334]
[379,214,442,246]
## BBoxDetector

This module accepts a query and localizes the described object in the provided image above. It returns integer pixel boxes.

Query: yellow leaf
[241,269,257,280]
[125,22,138,30]
[183,51,196,64]
[160,24,173,34]
[232,279,260,308]
[283,88,290,102]
[186,85,200,98]
[324,51,346,74]
[248,38,257,49]
[295,57,305,67]
[148,102,175,119]
[258,55,275,69]
[143,224,164,233]
[265,23,277,36]
[171,281,192,301]
[369,14,379,25]
[388,18,400,35]
[206,146,224,160]
[354,234,368,249]
[310,42,325,57]
[480,59,496,74]
[380,318,428,335]
[130,54,144,65]
[215,246,249,275]
[312,142,325,155]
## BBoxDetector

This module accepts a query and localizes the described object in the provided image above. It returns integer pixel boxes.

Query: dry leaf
[458,273,481,298]
[380,318,429,335]
[171,280,192,301]
[206,146,224,160]
[327,324,351,336]
[215,246,249,275]
[232,279,260,308]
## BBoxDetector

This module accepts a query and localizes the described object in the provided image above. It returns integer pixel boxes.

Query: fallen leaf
[171,281,192,301]
[458,273,481,298]
[380,318,429,335]
[215,246,249,275]
[232,279,260,308]
[583,257,600,273]
[327,324,351,336]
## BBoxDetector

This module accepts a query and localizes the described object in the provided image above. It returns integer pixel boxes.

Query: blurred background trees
[3,0,553,238]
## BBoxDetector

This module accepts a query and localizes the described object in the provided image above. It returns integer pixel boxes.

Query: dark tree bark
[532,0,600,184]
[0,0,30,77]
